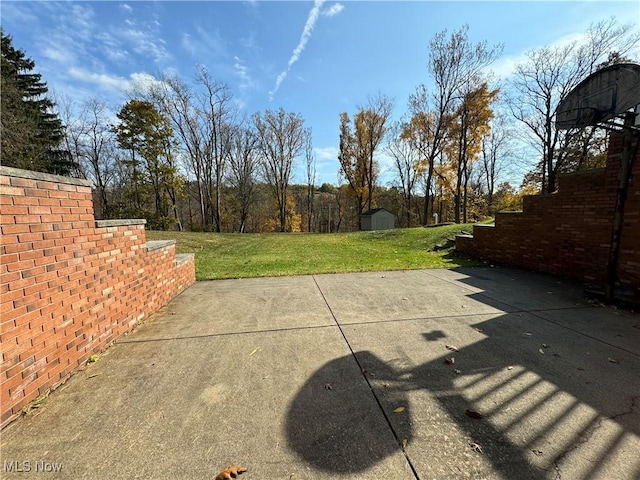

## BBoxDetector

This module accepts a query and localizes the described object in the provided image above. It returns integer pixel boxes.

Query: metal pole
[605,114,637,302]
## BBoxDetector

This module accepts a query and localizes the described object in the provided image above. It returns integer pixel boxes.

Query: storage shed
[360,208,396,231]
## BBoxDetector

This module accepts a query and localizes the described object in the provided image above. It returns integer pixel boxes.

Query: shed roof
[361,208,392,216]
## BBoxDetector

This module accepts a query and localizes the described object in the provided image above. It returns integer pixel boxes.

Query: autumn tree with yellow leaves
[338,94,393,221]
[403,25,501,225]
[443,81,499,223]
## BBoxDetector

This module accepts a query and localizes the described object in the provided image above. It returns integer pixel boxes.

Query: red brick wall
[456,132,639,292]
[1,167,195,428]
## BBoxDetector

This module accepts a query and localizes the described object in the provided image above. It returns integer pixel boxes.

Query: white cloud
[68,67,130,91]
[120,3,133,14]
[67,4,95,39]
[314,146,339,161]
[322,3,344,17]
[66,68,164,96]
[41,46,76,64]
[122,27,170,64]
[269,0,326,100]
[96,32,130,62]
[310,146,341,185]
[240,31,258,51]
[181,33,197,56]
[0,1,39,24]
[489,31,589,80]
[129,72,166,93]
[191,25,229,59]
[489,53,526,80]
[234,56,254,90]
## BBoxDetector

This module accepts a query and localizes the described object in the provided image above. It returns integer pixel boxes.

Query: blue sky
[2,1,639,186]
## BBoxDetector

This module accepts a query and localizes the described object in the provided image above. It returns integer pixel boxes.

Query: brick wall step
[454,130,639,289]
[1,166,195,429]
[175,253,195,265]
[146,240,176,251]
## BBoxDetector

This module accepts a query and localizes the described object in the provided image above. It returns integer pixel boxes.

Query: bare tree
[253,108,307,232]
[147,69,236,231]
[228,123,259,233]
[387,120,419,227]
[197,66,236,232]
[481,117,513,215]
[146,74,208,228]
[59,96,117,218]
[509,18,639,193]
[305,130,316,232]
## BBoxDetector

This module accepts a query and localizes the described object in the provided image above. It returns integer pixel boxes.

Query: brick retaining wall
[456,132,639,294]
[1,167,195,428]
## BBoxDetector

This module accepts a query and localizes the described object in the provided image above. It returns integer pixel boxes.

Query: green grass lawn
[146,224,481,280]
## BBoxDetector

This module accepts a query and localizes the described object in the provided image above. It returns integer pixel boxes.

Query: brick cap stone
[0,166,93,187]
[146,240,176,251]
[95,219,147,228]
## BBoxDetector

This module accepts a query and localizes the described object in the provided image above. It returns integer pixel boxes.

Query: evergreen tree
[1,30,76,175]
[113,99,182,228]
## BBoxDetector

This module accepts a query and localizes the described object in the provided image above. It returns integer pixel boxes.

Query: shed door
[375,218,389,230]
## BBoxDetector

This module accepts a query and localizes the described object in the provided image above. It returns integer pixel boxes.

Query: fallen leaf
[88,373,101,379]
[394,406,405,413]
[215,466,247,480]
[532,449,544,456]
[445,345,459,352]
[454,369,462,374]
[401,439,408,448]
[469,442,483,454]
[444,357,455,365]
[361,369,368,376]
[541,343,549,349]
[473,327,483,332]
[507,366,514,370]
[383,383,390,389]
[539,348,545,354]
[465,409,483,419]
[323,383,333,390]
[523,332,532,337]
[249,348,260,356]
[608,358,619,364]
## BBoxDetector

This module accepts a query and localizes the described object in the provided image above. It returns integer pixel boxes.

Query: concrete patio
[2,266,639,479]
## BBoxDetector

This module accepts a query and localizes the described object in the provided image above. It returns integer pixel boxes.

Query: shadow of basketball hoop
[284,351,413,473]
[285,268,640,477]
[284,343,549,477]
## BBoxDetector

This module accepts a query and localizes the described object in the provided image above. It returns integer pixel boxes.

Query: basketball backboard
[556,63,640,130]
